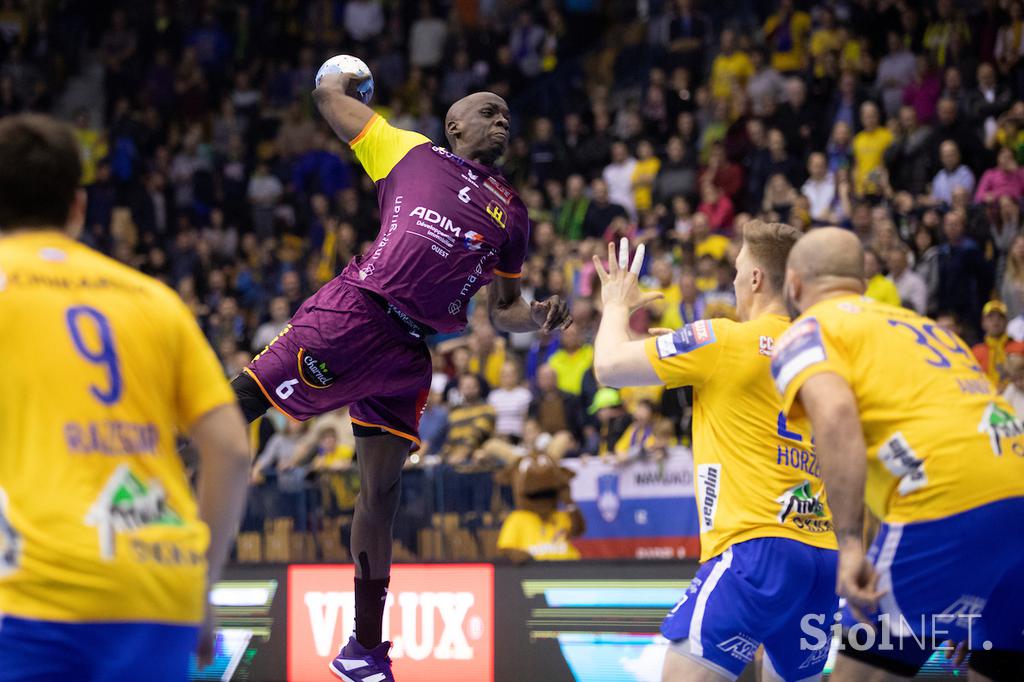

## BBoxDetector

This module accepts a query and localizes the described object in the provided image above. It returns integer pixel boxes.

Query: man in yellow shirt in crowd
[710,29,753,101]
[852,101,894,196]
[773,228,1024,681]
[863,247,901,307]
[763,0,812,73]
[547,324,594,395]
[973,300,1013,390]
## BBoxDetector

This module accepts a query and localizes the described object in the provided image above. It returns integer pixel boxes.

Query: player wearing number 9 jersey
[0,115,251,682]
[774,228,1024,682]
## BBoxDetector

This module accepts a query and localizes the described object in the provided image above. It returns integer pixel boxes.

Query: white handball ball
[314,54,374,104]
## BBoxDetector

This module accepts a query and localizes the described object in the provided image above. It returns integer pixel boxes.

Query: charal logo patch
[655,320,716,359]
[298,348,336,388]
[86,464,182,560]
[978,402,1024,455]
[776,481,829,532]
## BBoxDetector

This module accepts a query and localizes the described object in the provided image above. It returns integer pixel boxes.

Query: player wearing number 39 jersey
[0,115,250,682]
[774,228,1024,682]
[593,222,838,682]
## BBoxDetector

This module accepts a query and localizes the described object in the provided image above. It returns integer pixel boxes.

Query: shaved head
[785,227,866,315]
[444,92,510,159]
[788,227,864,282]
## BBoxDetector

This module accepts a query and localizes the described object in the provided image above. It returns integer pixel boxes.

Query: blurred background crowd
[6,0,1024,559]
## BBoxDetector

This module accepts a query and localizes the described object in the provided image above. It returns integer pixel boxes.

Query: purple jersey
[335,114,529,333]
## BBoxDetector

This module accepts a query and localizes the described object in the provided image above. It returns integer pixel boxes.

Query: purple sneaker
[329,636,394,682]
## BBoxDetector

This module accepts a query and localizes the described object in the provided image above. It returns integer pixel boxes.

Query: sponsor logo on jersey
[935,596,987,629]
[776,481,832,532]
[697,464,720,532]
[86,465,182,560]
[771,317,826,394]
[298,349,336,388]
[462,231,485,251]
[410,206,463,237]
[978,402,1024,456]
[485,201,507,229]
[655,320,716,358]
[717,634,758,662]
[430,145,466,166]
[758,335,774,356]
[484,176,513,205]
[878,432,928,495]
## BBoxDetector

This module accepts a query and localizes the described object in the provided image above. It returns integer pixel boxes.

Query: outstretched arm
[488,275,572,333]
[312,72,376,144]
[796,371,883,620]
[593,240,663,387]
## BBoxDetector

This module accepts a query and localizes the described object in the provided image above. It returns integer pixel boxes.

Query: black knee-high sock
[354,575,390,649]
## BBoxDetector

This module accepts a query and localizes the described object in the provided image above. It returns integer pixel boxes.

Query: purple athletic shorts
[244,282,432,449]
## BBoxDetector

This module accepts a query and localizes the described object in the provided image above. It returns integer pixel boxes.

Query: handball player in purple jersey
[229,70,571,681]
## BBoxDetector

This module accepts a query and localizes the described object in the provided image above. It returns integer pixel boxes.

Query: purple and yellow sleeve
[643,319,728,389]
[494,205,529,278]
[350,114,431,183]
[771,316,852,419]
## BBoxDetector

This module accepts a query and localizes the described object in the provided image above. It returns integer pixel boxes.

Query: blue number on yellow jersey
[644,314,837,562]
[0,232,235,624]
[773,295,1024,524]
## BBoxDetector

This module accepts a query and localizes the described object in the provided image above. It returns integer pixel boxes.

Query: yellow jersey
[0,231,236,624]
[773,295,1024,524]
[497,510,580,560]
[852,127,894,195]
[645,314,837,562]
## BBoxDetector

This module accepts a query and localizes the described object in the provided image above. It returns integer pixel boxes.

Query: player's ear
[65,188,87,239]
[751,266,764,293]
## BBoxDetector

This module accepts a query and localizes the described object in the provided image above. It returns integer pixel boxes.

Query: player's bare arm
[312,72,375,144]
[488,274,571,333]
[593,239,664,387]
[796,371,884,620]
[189,402,251,665]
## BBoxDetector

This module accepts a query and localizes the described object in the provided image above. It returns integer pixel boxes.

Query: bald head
[444,92,510,164]
[785,228,866,314]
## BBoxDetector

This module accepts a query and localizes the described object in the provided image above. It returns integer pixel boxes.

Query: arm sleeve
[172,297,237,432]
[495,204,530,278]
[771,315,853,420]
[642,319,730,390]
[350,114,430,182]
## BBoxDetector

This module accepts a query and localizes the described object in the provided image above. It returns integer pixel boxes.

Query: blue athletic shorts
[661,537,839,681]
[0,616,199,682]
[838,496,1024,672]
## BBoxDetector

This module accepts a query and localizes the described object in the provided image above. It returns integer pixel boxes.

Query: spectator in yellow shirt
[693,212,731,261]
[547,324,594,395]
[763,0,812,73]
[631,139,661,213]
[710,29,754,101]
[852,101,893,196]
[642,258,684,331]
[863,247,901,307]
[72,109,108,186]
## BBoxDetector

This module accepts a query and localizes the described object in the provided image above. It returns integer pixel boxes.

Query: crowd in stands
[7,0,1024,539]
